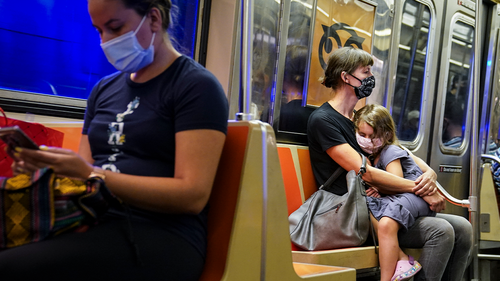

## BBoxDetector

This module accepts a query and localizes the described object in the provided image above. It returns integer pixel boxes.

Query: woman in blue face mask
[307,47,472,281]
[1,0,229,280]
[91,0,179,79]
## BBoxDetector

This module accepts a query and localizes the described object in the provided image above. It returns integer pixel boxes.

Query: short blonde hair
[320,47,373,90]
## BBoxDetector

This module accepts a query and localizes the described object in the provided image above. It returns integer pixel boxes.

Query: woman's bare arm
[15,129,226,214]
[326,143,415,194]
[326,143,445,211]
[406,148,438,196]
[78,135,94,164]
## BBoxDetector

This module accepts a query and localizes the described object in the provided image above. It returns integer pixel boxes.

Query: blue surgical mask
[101,15,156,73]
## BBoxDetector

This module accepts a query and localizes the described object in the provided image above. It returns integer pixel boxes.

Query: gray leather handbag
[289,155,371,251]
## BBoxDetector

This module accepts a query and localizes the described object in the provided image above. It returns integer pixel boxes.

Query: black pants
[0,215,204,281]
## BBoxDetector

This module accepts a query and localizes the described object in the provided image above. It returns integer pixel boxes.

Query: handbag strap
[319,155,367,190]
[0,107,8,127]
[370,218,378,254]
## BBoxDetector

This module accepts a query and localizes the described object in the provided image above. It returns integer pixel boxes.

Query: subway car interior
[1,0,500,280]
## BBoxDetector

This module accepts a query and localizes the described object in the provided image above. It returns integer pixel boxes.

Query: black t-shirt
[83,55,229,257]
[307,102,366,195]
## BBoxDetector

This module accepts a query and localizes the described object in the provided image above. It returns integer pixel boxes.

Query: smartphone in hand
[0,126,39,151]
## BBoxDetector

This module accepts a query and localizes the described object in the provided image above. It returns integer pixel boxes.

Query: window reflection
[488,58,500,156]
[278,45,315,133]
[288,0,314,46]
[393,0,431,142]
[442,21,474,148]
[273,0,315,133]
[253,0,280,122]
[487,61,500,190]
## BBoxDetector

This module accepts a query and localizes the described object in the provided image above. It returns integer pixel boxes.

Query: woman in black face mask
[307,47,472,281]
[321,46,376,99]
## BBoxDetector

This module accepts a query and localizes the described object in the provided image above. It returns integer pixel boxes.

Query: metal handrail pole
[478,254,500,260]
[236,0,255,121]
[436,182,470,208]
[470,1,482,280]
[481,154,500,165]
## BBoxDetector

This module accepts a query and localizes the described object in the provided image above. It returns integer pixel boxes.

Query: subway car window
[487,39,500,157]
[0,0,199,101]
[442,21,474,149]
[392,0,431,142]
[272,1,377,144]
[488,73,500,156]
[253,0,281,122]
[274,0,314,135]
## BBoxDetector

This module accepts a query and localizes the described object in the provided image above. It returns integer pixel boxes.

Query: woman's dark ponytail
[121,0,172,31]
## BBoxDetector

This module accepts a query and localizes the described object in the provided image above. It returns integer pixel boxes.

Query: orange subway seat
[199,125,248,281]
[277,147,303,215]
[50,127,82,151]
[277,146,303,252]
[296,148,318,201]
[200,122,356,280]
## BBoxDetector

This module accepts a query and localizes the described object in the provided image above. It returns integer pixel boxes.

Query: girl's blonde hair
[353,104,400,156]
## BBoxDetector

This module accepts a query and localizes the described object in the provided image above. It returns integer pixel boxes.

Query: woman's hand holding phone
[0,126,39,152]
[0,126,39,174]
[14,145,93,180]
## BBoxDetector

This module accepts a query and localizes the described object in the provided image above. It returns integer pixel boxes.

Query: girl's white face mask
[100,15,156,73]
[356,132,383,155]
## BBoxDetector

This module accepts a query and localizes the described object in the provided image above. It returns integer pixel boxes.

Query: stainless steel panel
[428,3,477,218]
[385,0,444,161]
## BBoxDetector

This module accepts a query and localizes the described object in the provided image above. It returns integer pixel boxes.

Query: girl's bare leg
[370,215,408,281]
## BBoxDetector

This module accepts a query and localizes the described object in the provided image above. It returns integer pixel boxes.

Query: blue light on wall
[0,0,200,100]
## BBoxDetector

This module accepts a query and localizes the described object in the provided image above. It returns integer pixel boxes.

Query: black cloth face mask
[346,74,376,99]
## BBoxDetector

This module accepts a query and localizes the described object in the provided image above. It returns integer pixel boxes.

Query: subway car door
[477,2,500,251]
[427,1,478,217]
[384,0,443,181]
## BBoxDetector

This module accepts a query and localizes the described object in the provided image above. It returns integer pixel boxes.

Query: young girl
[353,104,436,281]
